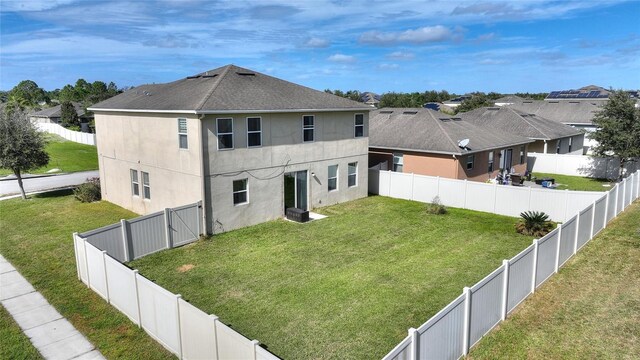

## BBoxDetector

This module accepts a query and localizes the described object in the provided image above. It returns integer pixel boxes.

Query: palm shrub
[515,211,553,236]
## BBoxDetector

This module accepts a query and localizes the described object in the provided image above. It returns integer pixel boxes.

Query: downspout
[197,114,209,235]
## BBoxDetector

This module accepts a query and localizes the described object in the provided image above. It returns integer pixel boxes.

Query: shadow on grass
[33,188,75,199]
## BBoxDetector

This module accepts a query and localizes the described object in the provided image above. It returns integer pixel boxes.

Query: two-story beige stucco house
[88,65,371,233]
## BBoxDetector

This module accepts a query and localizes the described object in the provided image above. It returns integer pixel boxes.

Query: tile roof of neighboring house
[369,108,533,156]
[361,92,380,104]
[494,95,526,104]
[89,64,371,113]
[505,99,601,125]
[458,106,582,141]
[30,102,88,118]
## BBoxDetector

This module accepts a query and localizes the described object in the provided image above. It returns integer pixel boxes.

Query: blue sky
[1,0,639,94]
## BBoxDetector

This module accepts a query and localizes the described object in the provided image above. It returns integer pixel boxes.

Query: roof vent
[488,107,500,110]
[439,118,451,122]
[402,111,418,115]
[451,117,462,121]
[236,72,256,76]
[202,74,217,78]
[379,110,393,114]
[569,101,579,103]
[549,101,559,103]
[186,75,201,79]
[523,101,533,103]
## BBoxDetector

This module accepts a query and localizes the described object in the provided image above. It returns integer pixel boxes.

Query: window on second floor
[247,117,262,147]
[178,118,188,149]
[393,153,403,172]
[328,165,338,191]
[354,114,364,137]
[303,115,314,142]
[142,171,151,199]
[217,118,233,150]
[488,152,494,173]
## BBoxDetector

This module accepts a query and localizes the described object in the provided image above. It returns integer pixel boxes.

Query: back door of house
[284,171,308,211]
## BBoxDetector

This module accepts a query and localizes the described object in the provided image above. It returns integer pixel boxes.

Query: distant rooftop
[545,85,640,101]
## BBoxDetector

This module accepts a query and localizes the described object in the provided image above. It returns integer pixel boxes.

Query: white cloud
[304,38,330,48]
[1,0,76,12]
[328,54,356,63]
[378,63,399,70]
[359,26,454,45]
[387,51,415,60]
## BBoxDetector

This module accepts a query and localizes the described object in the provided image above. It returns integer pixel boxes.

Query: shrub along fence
[36,122,96,145]
[381,170,639,360]
[73,200,279,360]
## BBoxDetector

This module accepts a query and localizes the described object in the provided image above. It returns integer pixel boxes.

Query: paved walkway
[0,254,104,360]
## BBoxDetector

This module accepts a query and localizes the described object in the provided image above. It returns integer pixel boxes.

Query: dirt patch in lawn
[177,264,195,273]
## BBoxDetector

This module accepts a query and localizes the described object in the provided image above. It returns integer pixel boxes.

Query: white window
[130,169,139,196]
[488,152,494,173]
[466,155,475,170]
[354,114,364,138]
[142,171,150,199]
[303,115,314,142]
[328,165,338,191]
[348,162,357,187]
[233,179,248,205]
[247,117,262,147]
[178,118,188,149]
[393,153,403,172]
[520,146,525,164]
[217,118,233,150]
[568,137,572,153]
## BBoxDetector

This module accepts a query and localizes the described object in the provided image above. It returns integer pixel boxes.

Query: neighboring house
[493,95,526,106]
[368,108,534,182]
[29,102,93,129]
[442,95,472,108]
[88,64,370,233]
[458,107,584,155]
[361,92,380,107]
[545,85,639,104]
[423,102,454,113]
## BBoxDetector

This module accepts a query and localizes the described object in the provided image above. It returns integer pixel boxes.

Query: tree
[8,80,49,108]
[591,89,640,180]
[455,92,493,114]
[0,108,50,199]
[60,101,80,129]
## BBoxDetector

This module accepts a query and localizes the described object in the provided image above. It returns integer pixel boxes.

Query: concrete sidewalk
[0,254,104,360]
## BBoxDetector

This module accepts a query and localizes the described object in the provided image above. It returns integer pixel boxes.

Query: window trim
[392,153,404,172]
[348,162,358,187]
[217,117,234,150]
[232,178,249,205]
[302,115,315,143]
[328,164,338,192]
[178,118,188,150]
[246,116,262,148]
[141,171,151,200]
[466,154,475,170]
[130,169,139,197]
[354,113,364,138]
[488,151,494,173]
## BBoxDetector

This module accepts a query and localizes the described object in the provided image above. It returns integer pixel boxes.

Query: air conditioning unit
[286,208,309,223]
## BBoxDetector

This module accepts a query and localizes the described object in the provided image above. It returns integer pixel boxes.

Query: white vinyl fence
[527,152,639,179]
[36,122,96,145]
[381,170,640,360]
[73,202,280,360]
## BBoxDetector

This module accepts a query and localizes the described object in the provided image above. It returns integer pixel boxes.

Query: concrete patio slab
[1,291,49,314]
[38,332,98,360]
[0,274,36,300]
[24,318,79,348]
[13,304,63,330]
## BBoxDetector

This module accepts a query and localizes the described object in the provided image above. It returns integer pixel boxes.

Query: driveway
[0,171,99,197]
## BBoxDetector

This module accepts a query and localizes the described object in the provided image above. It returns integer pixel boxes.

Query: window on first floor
[393,153,403,172]
[328,165,338,191]
[520,146,525,164]
[130,169,139,196]
[142,171,150,199]
[568,137,573,153]
[488,152,494,173]
[348,162,357,187]
[354,114,364,138]
[233,179,248,205]
[466,154,475,170]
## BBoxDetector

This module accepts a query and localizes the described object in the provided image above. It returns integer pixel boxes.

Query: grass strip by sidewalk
[0,190,174,359]
[469,201,640,359]
[0,134,98,176]
[532,172,613,192]
[0,304,43,360]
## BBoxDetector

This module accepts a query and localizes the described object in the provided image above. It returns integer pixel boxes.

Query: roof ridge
[507,107,551,139]
[195,64,232,111]
[425,109,460,152]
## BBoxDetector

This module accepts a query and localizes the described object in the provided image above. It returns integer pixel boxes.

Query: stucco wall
[94,112,203,214]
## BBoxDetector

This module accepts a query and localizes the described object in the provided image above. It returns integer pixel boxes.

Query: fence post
[210,315,220,360]
[388,170,392,196]
[133,270,142,327]
[603,191,610,229]
[197,201,203,236]
[573,214,580,255]
[462,287,471,356]
[614,184,619,216]
[102,250,110,302]
[251,340,260,360]
[164,208,172,249]
[73,233,81,280]
[463,179,468,209]
[528,186,533,211]
[531,239,539,293]
[411,173,415,201]
[121,219,131,261]
[409,327,419,360]
[501,259,509,321]
[176,294,183,359]
[493,181,498,213]
[436,176,441,198]
[83,238,91,289]
[590,201,596,239]
[554,224,562,273]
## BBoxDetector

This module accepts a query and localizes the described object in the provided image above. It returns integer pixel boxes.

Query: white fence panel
[417,294,465,360]
[493,186,529,218]
[136,275,181,356]
[464,182,496,214]
[529,189,567,221]
[469,267,504,347]
[411,175,440,204]
[624,177,633,208]
[85,244,108,300]
[606,186,617,223]
[104,256,139,325]
[564,191,603,222]
[382,334,412,360]
[577,205,593,250]
[35,123,96,145]
[256,346,280,360]
[216,321,255,360]
[75,236,89,285]
[616,183,624,215]
[378,171,392,196]
[535,229,559,288]
[178,299,217,360]
[368,169,381,194]
[438,178,465,208]
[389,172,414,200]
[558,216,577,267]
[507,245,534,313]
[592,195,607,236]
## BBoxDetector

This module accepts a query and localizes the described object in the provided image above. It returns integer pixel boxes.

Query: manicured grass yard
[0,190,173,359]
[470,201,640,359]
[130,196,534,359]
[532,172,613,192]
[0,134,98,176]
[0,304,42,360]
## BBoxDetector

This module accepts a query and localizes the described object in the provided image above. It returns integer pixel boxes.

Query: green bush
[515,210,553,236]
[74,177,101,203]
[426,196,447,215]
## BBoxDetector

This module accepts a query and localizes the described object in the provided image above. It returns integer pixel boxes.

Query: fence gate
[169,202,202,247]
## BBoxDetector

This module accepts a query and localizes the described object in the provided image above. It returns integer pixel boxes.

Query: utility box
[286,207,309,223]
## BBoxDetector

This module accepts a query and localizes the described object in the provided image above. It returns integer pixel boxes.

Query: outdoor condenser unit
[286,207,309,223]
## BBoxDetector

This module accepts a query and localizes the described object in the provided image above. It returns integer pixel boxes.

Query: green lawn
[470,201,640,359]
[130,196,534,359]
[0,134,98,176]
[532,172,614,191]
[0,190,174,360]
[0,304,42,360]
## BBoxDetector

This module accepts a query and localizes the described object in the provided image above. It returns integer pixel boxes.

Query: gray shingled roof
[506,100,601,125]
[30,102,88,118]
[89,65,370,113]
[369,108,533,155]
[458,106,582,140]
